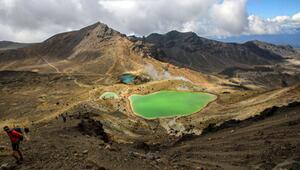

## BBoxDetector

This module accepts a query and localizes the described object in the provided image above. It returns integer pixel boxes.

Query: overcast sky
[0,0,300,42]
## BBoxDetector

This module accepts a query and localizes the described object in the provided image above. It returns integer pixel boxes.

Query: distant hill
[0,41,33,50]
[216,29,300,48]
[141,30,298,73]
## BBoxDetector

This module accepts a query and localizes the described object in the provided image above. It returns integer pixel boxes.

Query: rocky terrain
[0,22,300,169]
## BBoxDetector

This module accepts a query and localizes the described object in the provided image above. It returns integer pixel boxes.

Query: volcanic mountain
[0,22,165,77]
[1,22,299,87]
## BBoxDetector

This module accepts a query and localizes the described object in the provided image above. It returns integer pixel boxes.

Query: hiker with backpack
[3,126,24,164]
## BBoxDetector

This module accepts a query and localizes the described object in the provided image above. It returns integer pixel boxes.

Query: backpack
[13,128,24,141]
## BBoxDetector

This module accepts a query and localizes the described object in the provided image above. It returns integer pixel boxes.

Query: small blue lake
[120,74,136,84]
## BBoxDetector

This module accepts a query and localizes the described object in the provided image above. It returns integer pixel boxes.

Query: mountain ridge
[0,22,299,88]
[142,30,297,73]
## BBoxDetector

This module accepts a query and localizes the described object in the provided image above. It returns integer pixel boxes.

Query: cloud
[247,15,282,34]
[98,0,249,37]
[0,0,299,42]
[210,0,248,36]
[98,0,219,35]
[247,12,300,35]
[292,12,300,21]
[0,0,111,42]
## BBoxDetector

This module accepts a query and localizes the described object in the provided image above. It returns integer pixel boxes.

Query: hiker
[60,114,66,123]
[3,126,24,164]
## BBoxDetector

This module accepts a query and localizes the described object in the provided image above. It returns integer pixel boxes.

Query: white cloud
[0,0,299,42]
[272,16,290,23]
[247,12,300,35]
[210,0,248,36]
[0,0,112,42]
[247,15,281,34]
[292,12,300,21]
[97,0,249,37]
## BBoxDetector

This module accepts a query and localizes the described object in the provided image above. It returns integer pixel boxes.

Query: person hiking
[61,114,66,123]
[3,126,24,164]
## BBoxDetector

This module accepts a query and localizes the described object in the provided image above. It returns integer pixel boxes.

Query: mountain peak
[84,21,108,30]
[81,21,122,38]
[37,21,125,58]
[245,40,269,45]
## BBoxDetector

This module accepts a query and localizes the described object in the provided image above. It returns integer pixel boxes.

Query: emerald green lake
[129,91,216,119]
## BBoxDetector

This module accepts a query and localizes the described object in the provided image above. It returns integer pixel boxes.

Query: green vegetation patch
[129,91,216,119]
